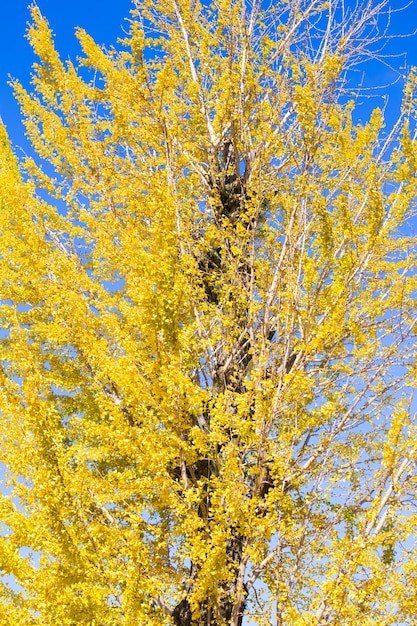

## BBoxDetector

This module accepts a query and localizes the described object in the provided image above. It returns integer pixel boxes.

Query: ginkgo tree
[1,0,417,624]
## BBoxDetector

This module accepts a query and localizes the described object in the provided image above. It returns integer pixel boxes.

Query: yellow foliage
[1,1,417,624]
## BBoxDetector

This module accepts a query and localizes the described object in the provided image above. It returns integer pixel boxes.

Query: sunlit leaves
[1,0,417,624]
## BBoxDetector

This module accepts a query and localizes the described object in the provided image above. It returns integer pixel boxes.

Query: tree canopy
[1,0,417,624]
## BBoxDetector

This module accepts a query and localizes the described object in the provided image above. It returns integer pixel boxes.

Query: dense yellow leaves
[1,0,417,624]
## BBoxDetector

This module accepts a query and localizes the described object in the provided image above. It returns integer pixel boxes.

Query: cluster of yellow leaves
[1,0,417,624]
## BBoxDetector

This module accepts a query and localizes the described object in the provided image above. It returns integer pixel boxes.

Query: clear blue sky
[0,0,132,147]
[1,0,417,148]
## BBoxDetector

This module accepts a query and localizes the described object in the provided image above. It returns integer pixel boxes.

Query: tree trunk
[172,531,247,625]
[172,595,247,626]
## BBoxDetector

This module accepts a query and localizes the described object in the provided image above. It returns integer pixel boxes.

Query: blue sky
[1,0,417,150]
[0,0,132,147]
